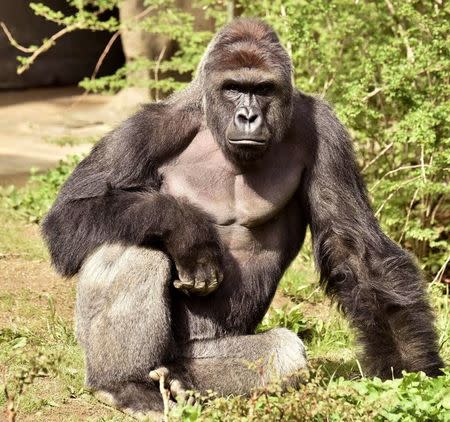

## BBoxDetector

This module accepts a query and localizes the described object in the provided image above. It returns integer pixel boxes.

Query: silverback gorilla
[42,19,443,415]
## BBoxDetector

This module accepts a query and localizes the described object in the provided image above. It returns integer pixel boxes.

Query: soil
[0,86,149,187]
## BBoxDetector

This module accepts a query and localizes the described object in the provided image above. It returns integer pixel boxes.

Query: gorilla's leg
[153,328,308,397]
[76,244,173,414]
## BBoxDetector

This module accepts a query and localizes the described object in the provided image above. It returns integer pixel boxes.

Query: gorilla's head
[200,19,294,164]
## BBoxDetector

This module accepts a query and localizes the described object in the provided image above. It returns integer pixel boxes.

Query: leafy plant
[257,304,312,337]
[4,0,448,275]
[1,155,82,223]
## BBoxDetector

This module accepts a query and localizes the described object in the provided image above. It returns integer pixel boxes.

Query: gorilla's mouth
[227,138,267,147]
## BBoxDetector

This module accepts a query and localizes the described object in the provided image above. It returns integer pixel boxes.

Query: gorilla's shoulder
[291,89,350,151]
[293,89,336,118]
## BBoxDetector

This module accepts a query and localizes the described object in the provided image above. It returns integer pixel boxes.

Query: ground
[0,86,146,187]
[0,88,449,421]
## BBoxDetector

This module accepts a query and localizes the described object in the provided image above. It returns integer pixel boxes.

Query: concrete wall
[0,0,124,89]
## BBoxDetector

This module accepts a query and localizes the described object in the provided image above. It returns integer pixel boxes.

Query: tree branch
[0,22,35,53]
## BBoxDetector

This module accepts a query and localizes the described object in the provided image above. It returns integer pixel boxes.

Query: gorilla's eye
[222,82,241,93]
[255,82,275,96]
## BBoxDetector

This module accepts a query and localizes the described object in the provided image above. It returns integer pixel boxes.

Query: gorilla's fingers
[169,379,186,400]
[149,366,169,382]
[174,263,223,295]
[205,281,218,294]
[193,277,207,293]
[173,278,194,290]
[210,269,217,284]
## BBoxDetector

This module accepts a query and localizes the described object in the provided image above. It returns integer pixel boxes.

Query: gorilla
[42,18,443,415]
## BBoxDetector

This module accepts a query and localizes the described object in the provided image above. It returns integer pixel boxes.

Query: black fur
[301,98,444,377]
[42,17,444,415]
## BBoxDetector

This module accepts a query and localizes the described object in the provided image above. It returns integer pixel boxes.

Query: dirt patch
[0,258,75,326]
[0,87,106,186]
[0,86,151,187]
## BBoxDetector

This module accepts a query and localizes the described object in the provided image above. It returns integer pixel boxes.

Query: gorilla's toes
[149,366,188,402]
[94,381,165,420]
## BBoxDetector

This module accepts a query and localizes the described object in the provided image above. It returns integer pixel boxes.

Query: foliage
[5,0,449,276]
[257,304,312,336]
[247,0,450,276]
[1,155,82,223]
[170,369,450,421]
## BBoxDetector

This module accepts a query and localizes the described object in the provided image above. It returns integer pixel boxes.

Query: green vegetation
[10,0,450,275]
[43,135,100,147]
[2,155,83,223]
[1,0,449,420]
[0,195,448,420]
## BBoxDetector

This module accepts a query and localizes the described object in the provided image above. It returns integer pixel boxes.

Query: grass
[0,166,449,421]
[43,135,100,147]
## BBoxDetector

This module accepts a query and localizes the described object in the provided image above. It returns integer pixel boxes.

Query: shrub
[6,1,449,274]
[2,155,82,223]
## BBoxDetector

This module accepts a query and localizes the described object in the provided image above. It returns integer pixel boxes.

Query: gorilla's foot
[94,381,166,421]
[149,366,191,403]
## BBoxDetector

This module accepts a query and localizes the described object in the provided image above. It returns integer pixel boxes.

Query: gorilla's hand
[165,202,224,296]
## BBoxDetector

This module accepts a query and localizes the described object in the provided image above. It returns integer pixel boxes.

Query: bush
[2,155,82,223]
[242,0,450,274]
[9,1,449,275]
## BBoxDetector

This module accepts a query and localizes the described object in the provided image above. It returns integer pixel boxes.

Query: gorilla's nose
[234,106,262,134]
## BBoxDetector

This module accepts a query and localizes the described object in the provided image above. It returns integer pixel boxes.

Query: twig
[362,87,383,102]
[159,373,170,422]
[431,255,450,285]
[227,0,236,22]
[68,3,158,107]
[87,1,158,82]
[375,176,420,216]
[7,3,157,77]
[384,0,415,63]
[322,76,335,96]
[17,23,82,74]
[370,164,429,192]
[280,5,292,58]
[90,31,121,81]
[398,187,419,243]
[362,142,393,173]
[430,194,444,225]
[153,45,167,102]
[0,22,35,53]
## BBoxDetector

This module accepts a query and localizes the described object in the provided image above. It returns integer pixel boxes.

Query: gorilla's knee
[76,244,171,343]
[79,244,171,291]
[264,328,308,382]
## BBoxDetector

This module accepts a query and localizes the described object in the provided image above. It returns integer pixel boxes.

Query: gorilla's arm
[42,100,222,282]
[301,96,443,376]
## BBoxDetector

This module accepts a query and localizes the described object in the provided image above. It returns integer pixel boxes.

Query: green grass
[43,135,99,147]
[0,167,449,421]
[0,204,47,261]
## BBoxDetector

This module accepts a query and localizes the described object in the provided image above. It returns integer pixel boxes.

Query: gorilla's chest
[160,130,304,228]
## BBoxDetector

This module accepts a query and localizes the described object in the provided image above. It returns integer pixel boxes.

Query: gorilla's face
[204,67,293,164]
